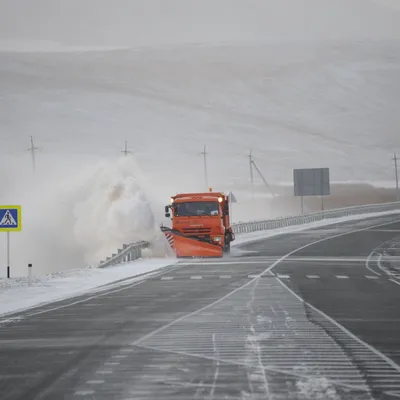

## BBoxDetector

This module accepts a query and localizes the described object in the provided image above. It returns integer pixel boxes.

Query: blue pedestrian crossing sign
[0,206,22,232]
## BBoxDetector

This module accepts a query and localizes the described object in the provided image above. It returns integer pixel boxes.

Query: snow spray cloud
[72,155,168,264]
[0,154,168,277]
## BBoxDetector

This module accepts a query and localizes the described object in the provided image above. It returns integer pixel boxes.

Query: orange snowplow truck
[162,190,235,257]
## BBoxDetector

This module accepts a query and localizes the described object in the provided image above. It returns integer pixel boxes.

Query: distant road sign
[293,168,330,197]
[0,206,22,232]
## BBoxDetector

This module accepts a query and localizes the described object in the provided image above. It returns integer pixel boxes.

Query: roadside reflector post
[28,263,33,286]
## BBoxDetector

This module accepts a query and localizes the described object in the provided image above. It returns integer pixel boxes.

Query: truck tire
[223,240,231,254]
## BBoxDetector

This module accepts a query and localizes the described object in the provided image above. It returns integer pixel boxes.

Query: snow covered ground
[1,208,399,318]
[0,0,400,277]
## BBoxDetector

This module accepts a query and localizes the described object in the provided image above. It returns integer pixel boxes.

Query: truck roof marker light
[209,188,212,192]
[218,197,223,202]
[170,198,174,203]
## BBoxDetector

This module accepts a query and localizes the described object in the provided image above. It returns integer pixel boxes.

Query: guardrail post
[28,263,32,286]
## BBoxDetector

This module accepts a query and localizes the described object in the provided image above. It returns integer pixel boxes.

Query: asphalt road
[1,214,400,399]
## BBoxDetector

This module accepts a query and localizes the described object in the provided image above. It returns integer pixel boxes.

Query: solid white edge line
[389,279,400,287]
[366,252,382,276]
[276,277,400,374]
[131,217,400,347]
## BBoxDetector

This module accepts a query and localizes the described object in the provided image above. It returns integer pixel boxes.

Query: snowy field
[0,0,400,277]
[1,209,400,318]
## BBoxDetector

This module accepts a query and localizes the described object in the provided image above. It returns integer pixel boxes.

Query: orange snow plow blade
[162,227,223,258]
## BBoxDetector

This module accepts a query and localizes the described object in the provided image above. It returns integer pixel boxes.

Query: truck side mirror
[165,212,171,218]
[223,203,229,215]
[165,205,169,213]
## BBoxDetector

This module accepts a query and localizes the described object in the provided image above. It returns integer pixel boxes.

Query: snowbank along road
[1,214,400,399]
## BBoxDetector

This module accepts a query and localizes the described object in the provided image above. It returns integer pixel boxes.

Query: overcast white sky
[0,0,399,49]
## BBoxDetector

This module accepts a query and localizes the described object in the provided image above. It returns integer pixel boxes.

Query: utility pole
[27,136,39,173]
[394,153,399,201]
[248,150,276,198]
[250,157,276,198]
[249,150,254,199]
[201,145,208,189]
[121,140,131,156]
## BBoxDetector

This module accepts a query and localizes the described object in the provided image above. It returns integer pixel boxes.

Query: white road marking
[306,275,320,279]
[74,390,95,395]
[277,274,290,279]
[190,276,203,280]
[278,279,400,374]
[120,348,134,353]
[366,251,382,276]
[219,275,231,279]
[389,279,400,287]
[336,275,349,279]
[135,278,374,394]
[248,275,260,278]
[132,218,400,350]
[365,275,380,279]
[86,380,104,384]
[161,276,174,280]
[384,391,400,398]
[184,261,274,265]
[104,362,120,366]
[96,370,113,374]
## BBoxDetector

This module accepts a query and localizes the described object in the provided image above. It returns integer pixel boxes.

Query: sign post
[0,206,22,278]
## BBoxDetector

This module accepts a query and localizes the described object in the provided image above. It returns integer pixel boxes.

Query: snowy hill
[0,0,400,276]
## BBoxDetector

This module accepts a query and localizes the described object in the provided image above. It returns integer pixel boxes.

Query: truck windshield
[174,201,219,217]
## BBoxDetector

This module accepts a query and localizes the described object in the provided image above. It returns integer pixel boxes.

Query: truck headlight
[213,236,222,242]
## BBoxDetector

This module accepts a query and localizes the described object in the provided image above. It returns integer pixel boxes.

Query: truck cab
[164,191,234,256]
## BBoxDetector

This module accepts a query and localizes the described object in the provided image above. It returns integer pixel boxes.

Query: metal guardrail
[232,201,400,234]
[97,241,148,268]
[98,201,400,268]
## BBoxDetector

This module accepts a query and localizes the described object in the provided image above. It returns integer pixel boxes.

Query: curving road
[1,215,400,399]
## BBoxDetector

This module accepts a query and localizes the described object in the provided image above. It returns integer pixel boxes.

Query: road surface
[1,214,400,399]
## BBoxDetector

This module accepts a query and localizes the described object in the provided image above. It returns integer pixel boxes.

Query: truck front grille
[181,228,212,234]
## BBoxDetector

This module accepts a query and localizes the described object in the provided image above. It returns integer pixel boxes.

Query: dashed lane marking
[190,276,203,280]
[277,274,290,279]
[306,275,320,279]
[335,275,350,279]
[74,390,95,396]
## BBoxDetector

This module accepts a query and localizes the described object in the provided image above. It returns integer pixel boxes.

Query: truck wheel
[223,241,231,254]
